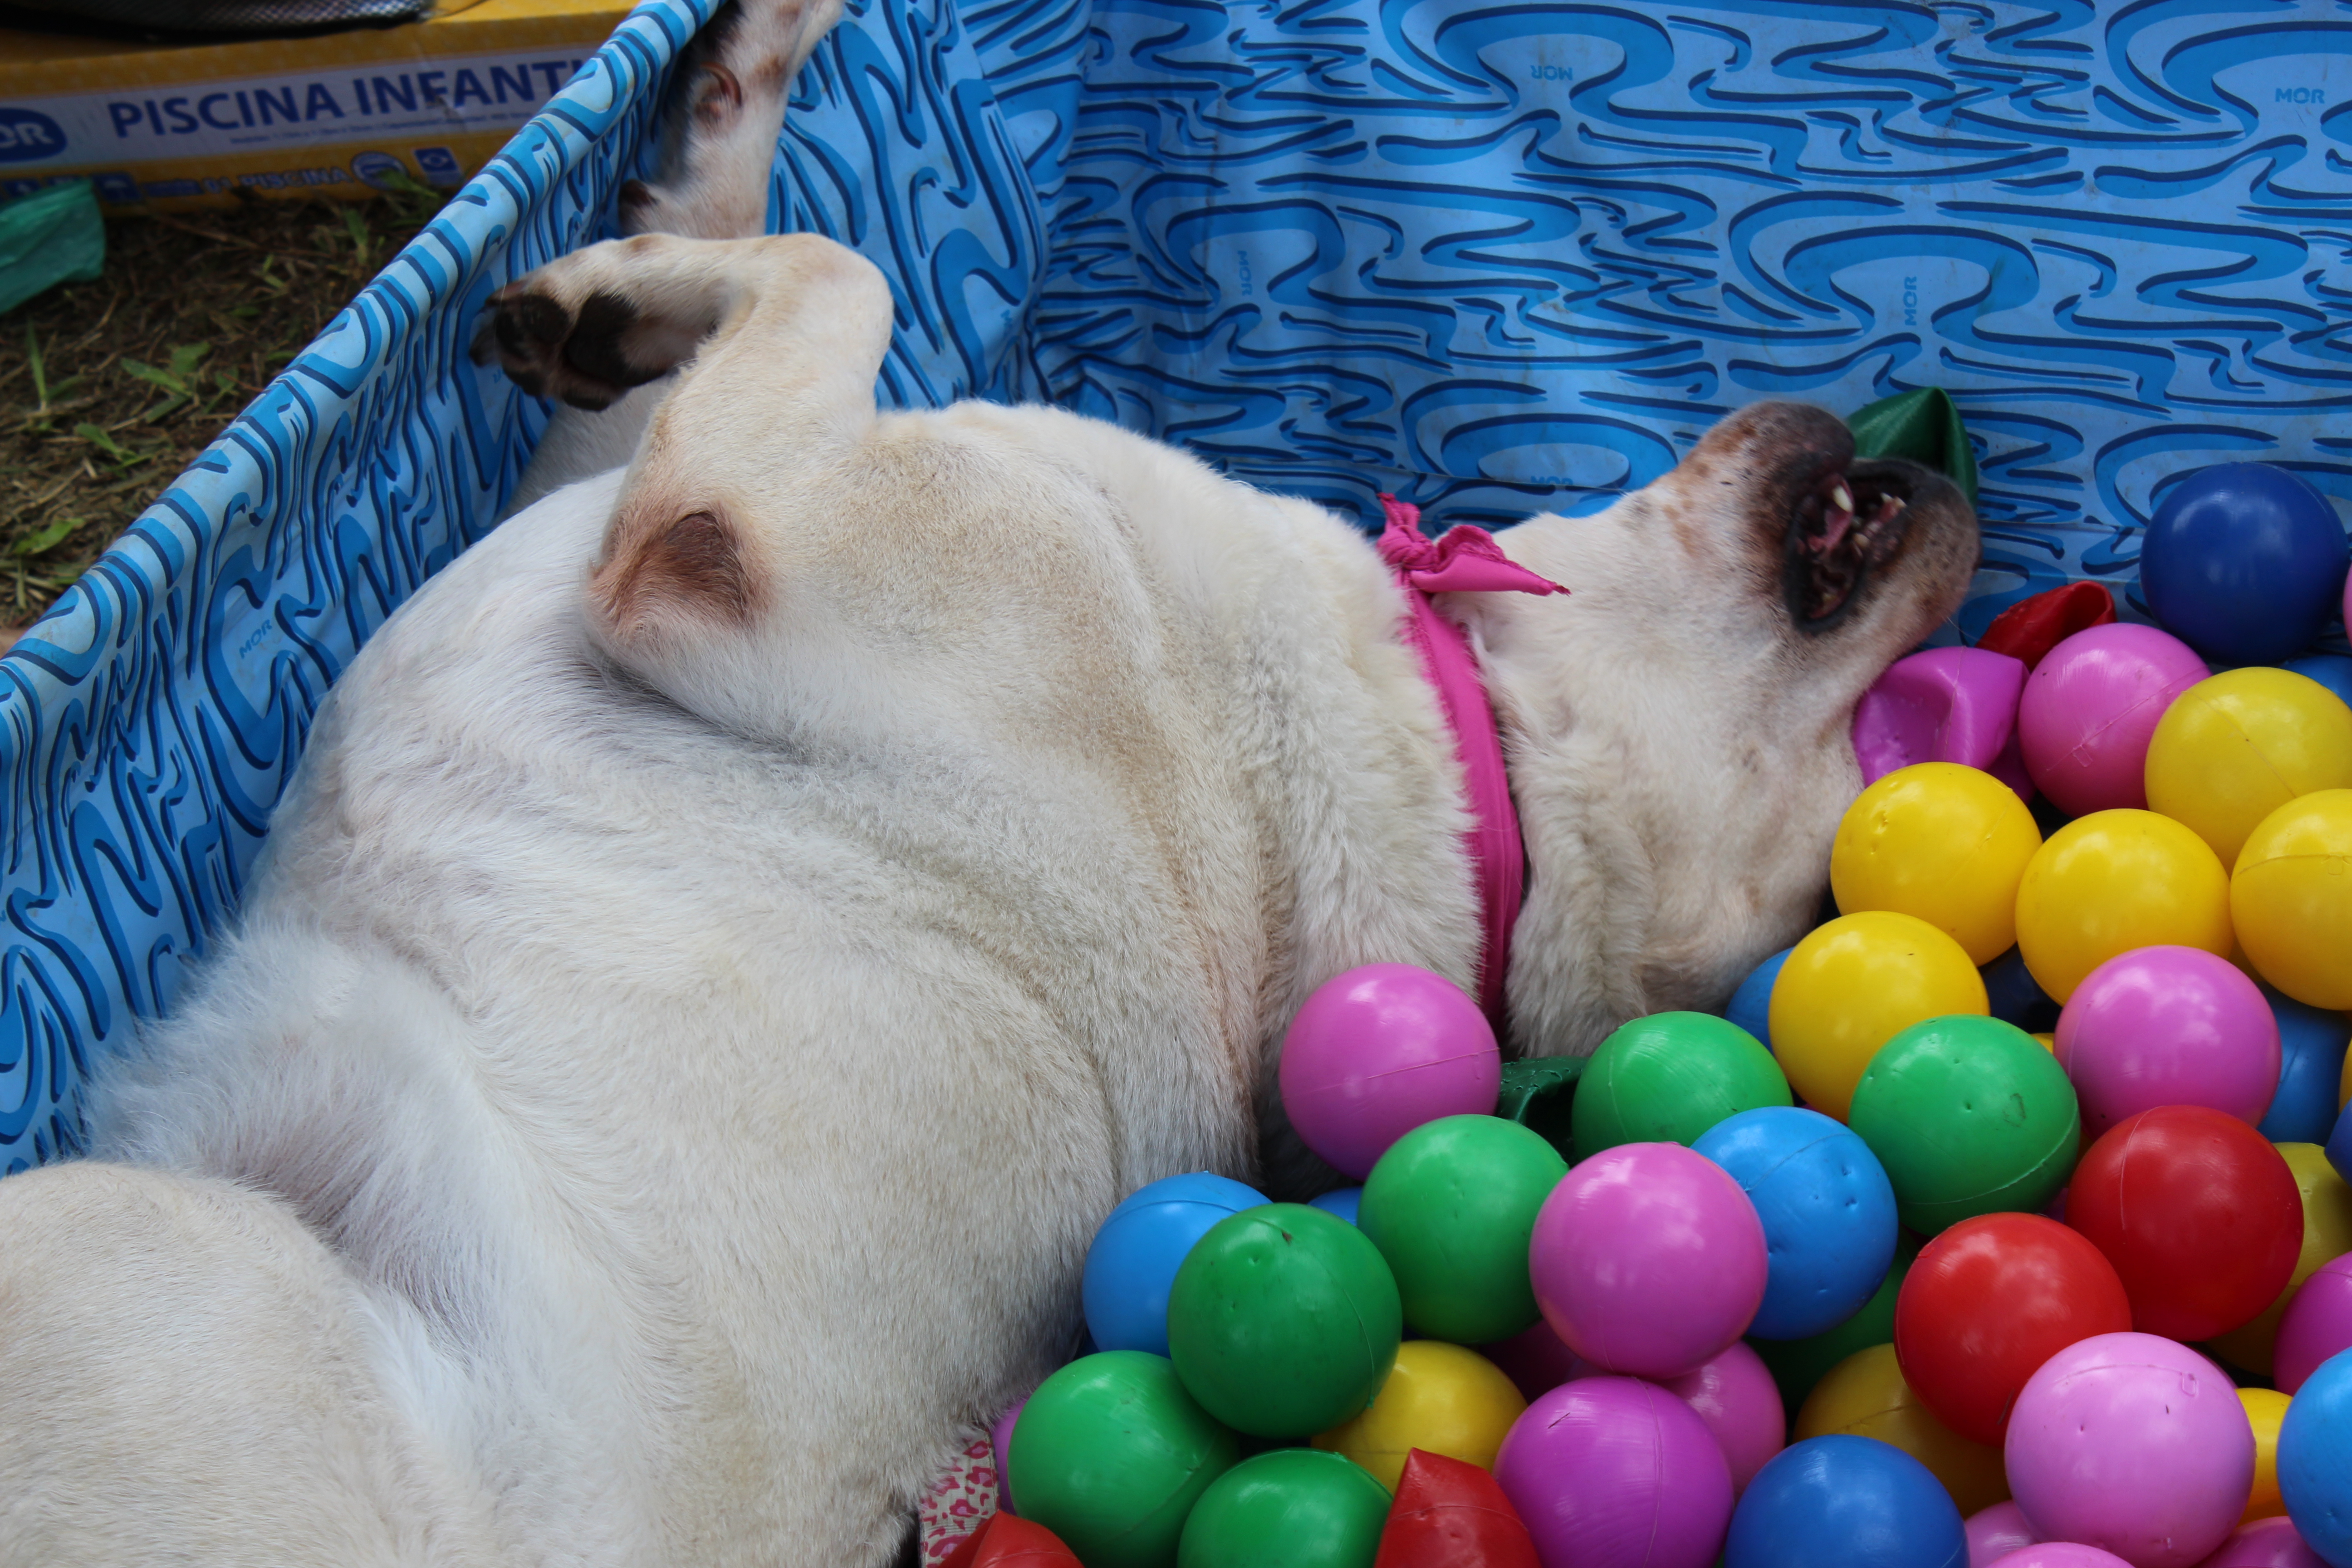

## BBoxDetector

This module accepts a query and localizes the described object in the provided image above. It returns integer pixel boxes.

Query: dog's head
[1462,399,1980,1056]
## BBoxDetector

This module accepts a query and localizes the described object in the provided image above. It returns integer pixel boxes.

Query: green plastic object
[1009,1351,1239,1568]
[1569,1011,1792,1162]
[0,180,104,317]
[1176,1448,1391,1568]
[1846,1014,2079,1235]
[1167,1204,1402,1438]
[1847,387,1977,506]
[1748,1233,1921,1422]
[1358,1113,1568,1344]
[1495,1056,1580,1158]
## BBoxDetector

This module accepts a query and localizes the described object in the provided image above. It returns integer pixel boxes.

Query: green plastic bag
[1848,386,1977,506]
[0,180,105,317]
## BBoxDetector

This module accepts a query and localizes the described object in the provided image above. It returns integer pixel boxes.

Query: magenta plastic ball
[1660,1340,1784,1497]
[2004,1332,2253,1568]
[2275,1254,2352,1395]
[2054,946,2283,1135]
[1480,1314,1589,1403]
[1529,1142,1768,1379]
[2018,624,2209,816]
[989,1396,1026,1514]
[1969,1500,2043,1567]
[1988,1549,2136,1568]
[1278,964,1500,1178]
[2192,1518,2329,1568]
[1494,1376,1733,1568]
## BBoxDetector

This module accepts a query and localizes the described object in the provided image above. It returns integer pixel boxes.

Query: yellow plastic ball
[1312,1339,1524,1490]
[2146,670,2352,868]
[2240,1387,2290,1523]
[2013,809,2234,1003]
[1769,911,1988,1120]
[1794,1343,2009,1515]
[2209,1143,2352,1377]
[1831,763,2044,965]
[2031,1033,2056,1053]
[2234,789,2352,1010]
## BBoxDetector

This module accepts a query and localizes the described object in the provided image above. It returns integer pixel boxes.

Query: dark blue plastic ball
[2257,986,2352,1146]
[1693,1107,1897,1340]
[1308,1186,1362,1225]
[1081,1171,1267,1356]
[2287,654,2352,712]
[1727,948,1792,1053]
[1726,1435,1965,1568]
[2280,1347,2352,1563]
[1981,946,2059,1034]
[2142,463,2350,665]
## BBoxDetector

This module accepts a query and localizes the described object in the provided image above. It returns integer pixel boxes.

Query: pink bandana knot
[1373,494,1564,1029]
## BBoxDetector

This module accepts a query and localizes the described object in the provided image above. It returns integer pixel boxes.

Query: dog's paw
[470,244,712,409]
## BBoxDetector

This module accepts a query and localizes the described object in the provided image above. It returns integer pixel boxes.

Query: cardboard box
[0,0,635,211]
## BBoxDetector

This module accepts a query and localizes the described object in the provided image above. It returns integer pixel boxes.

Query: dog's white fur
[0,7,1975,1563]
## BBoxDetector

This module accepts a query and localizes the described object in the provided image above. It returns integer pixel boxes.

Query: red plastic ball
[2063,1105,2303,1342]
[1373,1448,1540,1568]
[1894,1213,2133,1447]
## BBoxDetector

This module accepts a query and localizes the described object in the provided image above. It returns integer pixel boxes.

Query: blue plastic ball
[1726,1435,1966,1568]
[2142,463,2351,666]
[1692,1107,1897,1340]
[2328,1102,2352,1190]
[2279,1346,2352,1564]
[2287,654,2352,712]
[1727,948,1792,1053]
[1082,1172,1269,1357]
[1981,945,2059,1034]
[2257,986,2352,1146]
[1308,1186,1362,1226]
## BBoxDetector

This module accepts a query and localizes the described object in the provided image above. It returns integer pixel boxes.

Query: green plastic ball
[1009,1351,1239,1568]
[1748,1233,1921,1417]
[1569,1010,1791,1161]
[1167,1204,1403,1438]
[1846,1013,2079,1234]
[1176,1448,1392,1568]
[1358,1114,1567,1344]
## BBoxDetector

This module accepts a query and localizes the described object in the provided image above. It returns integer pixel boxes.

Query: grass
[0,180,449,647]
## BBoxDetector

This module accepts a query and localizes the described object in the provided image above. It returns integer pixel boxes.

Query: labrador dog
[0,4,1976,1563]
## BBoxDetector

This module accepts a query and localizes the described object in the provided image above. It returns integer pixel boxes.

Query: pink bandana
[1376,495,1568,1026]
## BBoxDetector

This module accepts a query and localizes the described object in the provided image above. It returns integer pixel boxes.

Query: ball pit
[2053,947,2282,1135]
[1357,1114,1565,1343]
[2209,1143,2352,1378]
[2140,462,2351,668]
[2018,623,2210,817]
[1494,1377,1734,1568]
[1312,1340,1525,1490]
[1278,964,1500,1179]
[1770,911,1990,1119]
[1569,1011,1790,1160]
[1848,1015,2080,1233]
[1009,1351,1238,1568]
[1724,1435,1967,1568]
[1175,1448,1391,1568]
[2231,790,2352,1010]
[1794,1343,2011,1515]
[1832,762,2044,964]
[2276,1347,2352,1564]
[1083,1172,1270,1357]
[2014,810,2235,1003]
[1692,1106,1898,1339]
[2143,670,2352,867]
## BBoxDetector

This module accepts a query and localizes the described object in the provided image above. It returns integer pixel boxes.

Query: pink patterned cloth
[1375,495,1568,1024]
[918,1433,1000,1561]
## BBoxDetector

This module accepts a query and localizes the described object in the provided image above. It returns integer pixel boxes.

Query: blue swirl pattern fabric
[5,0,2352,1171]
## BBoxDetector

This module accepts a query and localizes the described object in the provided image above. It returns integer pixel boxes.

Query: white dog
[0,4,1975,1563]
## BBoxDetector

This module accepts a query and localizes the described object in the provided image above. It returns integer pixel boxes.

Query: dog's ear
[588,502,760,649]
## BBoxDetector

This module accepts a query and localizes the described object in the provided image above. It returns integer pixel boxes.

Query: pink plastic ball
[1494,1376,1733,1568]
[1989,1549,2136,1568]
[2005,1332,2254,1568]
[989,1395,1026,1514]
[1278,964,1499,1179]
[2054,946,2283,1135]
[2193,1518,2329,1568]
[1480,1314,1588,1403]
[1969,1500,2043,1567]
[1660,1340,1784,1497]
[2019,624,2209,816]
[1529,1142,1768,1380]
[2276,1254,2352,1395]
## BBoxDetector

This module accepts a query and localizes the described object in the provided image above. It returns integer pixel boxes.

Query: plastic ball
[1374,1449,1543,1568]
[1770,912,1990,1120]
[1727,949,1792,1052]
[992,1396,1028,1514]
[1358,1115,1566,1344]
[2054,946,2283,1135]
[2210,1143,2352,1377]
[2145,671,2352,867]
[1795,1344,2010,1516]
[938,1514,1084,1567]
[1478,1315,1584,1404]
[2276,1254,2352,1396]
[2018,623,2210,816]
[1494,1376,1734,1568]
[1724,1435,1967,1568]
[1893,1213,2132,1448]
[1748,1236,1919,1420]
[2014,810,2235,1003]
[1176,1448,1390,1568]
[2192,1518,2330,1568]
[2258,991,2352,1145]
[1309,1187,1362,1225]
[2241,1388,2291,1525]
[1570,1011,1791,1160]
[2286,654,2352,712]
[1166,1204,1402,1438]
[1987,1549,2135,1568]
[1848,1015,2080,1233]
[2275,1345,2352,1564]
[1984,946,2062,1034]
[2064,1106,2303,1342]
[1833,763,2045,964]
[1279,965,1501,1180]
[1661,1340,1786,1497]
[1083,1172,1271,1357]
[1969,1501,2042,1565]
[1010,1352,1239,1568]
[1692,1107,1898,1339]
[2004,1332,2253,1567]
[2233,790,2352,1010]
[1529,1142,1769,1379]
[2140,462,2351,667]
[1312,1340,1525,1490]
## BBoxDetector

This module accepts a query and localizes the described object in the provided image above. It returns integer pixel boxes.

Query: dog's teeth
[1831,481,1854,514]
